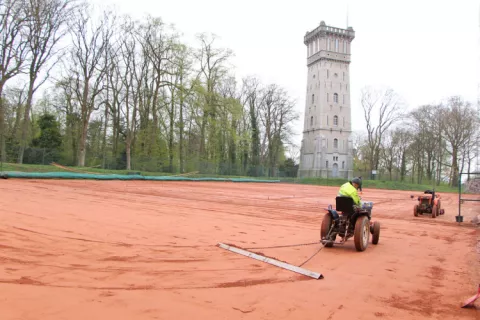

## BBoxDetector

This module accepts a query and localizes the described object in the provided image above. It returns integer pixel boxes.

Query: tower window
[327,69,329,78]
[333,93,338,103]
[310,116,313,126]
[333,115,338,126]
[343,72,345,81]
[343,94,345,104]
[334,138,338,149]
[327,93,329,102]
[342,161,345,169]
[326,160,329,168]
[343,40,347,54]
[312,94,314,104]
[343,117,345,127]
[335,39,339,52]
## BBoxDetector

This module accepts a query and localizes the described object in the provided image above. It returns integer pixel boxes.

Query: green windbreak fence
[0,171,280,183]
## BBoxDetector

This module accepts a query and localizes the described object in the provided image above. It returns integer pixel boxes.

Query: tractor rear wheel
[414,205,419,217]
[432,205,437,218]
[321,213,336,247]
[372,221,380,245]
[437,200,443,215]
[354,216,370,252]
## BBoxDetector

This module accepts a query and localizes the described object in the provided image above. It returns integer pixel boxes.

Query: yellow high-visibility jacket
[337,182,360,205]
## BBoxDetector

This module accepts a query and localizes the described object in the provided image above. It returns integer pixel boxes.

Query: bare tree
[391,127,412,181]
[52,77,81,164]
[164,42,192,173]
[259,84,299,177]
[440,96,479,187]
[0,0,30,161]
[3,84,27,139]
[286,142,300,164]
[117,16,139,170]
[136,16,177,156]
[174,44,193,173]
[17,0,78,163]
[360,86,404,172]
[380,130,395,180]
[457,104,480,180]
[194,33,232,162]
[66,6,115,166]
[241,76,261,175]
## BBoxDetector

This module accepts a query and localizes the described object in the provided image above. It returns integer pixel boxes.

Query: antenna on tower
[346,2,349,28]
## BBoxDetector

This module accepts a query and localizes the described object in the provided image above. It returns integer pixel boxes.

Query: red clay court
[0,179,479,319]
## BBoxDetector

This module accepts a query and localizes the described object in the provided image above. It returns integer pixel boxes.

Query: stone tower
[297,21,355,179]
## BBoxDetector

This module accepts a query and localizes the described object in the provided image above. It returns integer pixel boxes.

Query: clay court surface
[1,179,479,319]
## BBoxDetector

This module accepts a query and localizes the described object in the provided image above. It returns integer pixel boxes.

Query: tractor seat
[335,196,355,215]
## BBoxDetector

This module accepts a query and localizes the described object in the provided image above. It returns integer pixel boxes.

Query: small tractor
[321,196,380,252]
[413,189,445,218]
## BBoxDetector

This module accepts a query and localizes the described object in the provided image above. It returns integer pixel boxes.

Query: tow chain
[245,241,320,250]
[244,222,336,268]
[298,222,337,267]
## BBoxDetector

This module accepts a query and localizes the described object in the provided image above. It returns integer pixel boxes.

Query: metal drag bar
[218,243,324,280]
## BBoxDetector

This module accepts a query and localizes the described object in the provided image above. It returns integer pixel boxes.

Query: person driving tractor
[337,177,362,205]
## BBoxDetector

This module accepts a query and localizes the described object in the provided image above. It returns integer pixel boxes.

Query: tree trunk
[0,89,5,163]
[179,93,184,173]
[467,157,471,181]
[17,81,35,164]
[77,119,89,167]
[451,147,459,187]
[102,106,108,169]
[11,101,23,142]
[168,98,174,173]
[400,150,406,181]
[126,138,131,170]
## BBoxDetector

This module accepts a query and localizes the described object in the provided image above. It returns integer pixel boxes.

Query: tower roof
[304,22,355,45]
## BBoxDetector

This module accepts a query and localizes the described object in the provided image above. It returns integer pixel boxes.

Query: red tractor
[413,190,445,218]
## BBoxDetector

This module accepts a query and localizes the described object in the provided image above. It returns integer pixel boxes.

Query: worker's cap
[351,177,362,186]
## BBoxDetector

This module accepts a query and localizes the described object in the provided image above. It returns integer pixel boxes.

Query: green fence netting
[0,171,280,183]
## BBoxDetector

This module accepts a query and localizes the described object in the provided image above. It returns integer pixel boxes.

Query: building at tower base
[297,21,355,180]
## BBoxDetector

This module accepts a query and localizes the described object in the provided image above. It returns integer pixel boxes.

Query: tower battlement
[303,21,355,67]
[304,21,355,45]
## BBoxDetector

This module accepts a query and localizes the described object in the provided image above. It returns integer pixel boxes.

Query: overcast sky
[88,0,480,148]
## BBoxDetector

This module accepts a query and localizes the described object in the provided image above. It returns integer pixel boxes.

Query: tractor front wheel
[354,216,370,252]
[414,205,419,217]
[432,205,437,218]
[321,213,336,247]
[372,221,380,245]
